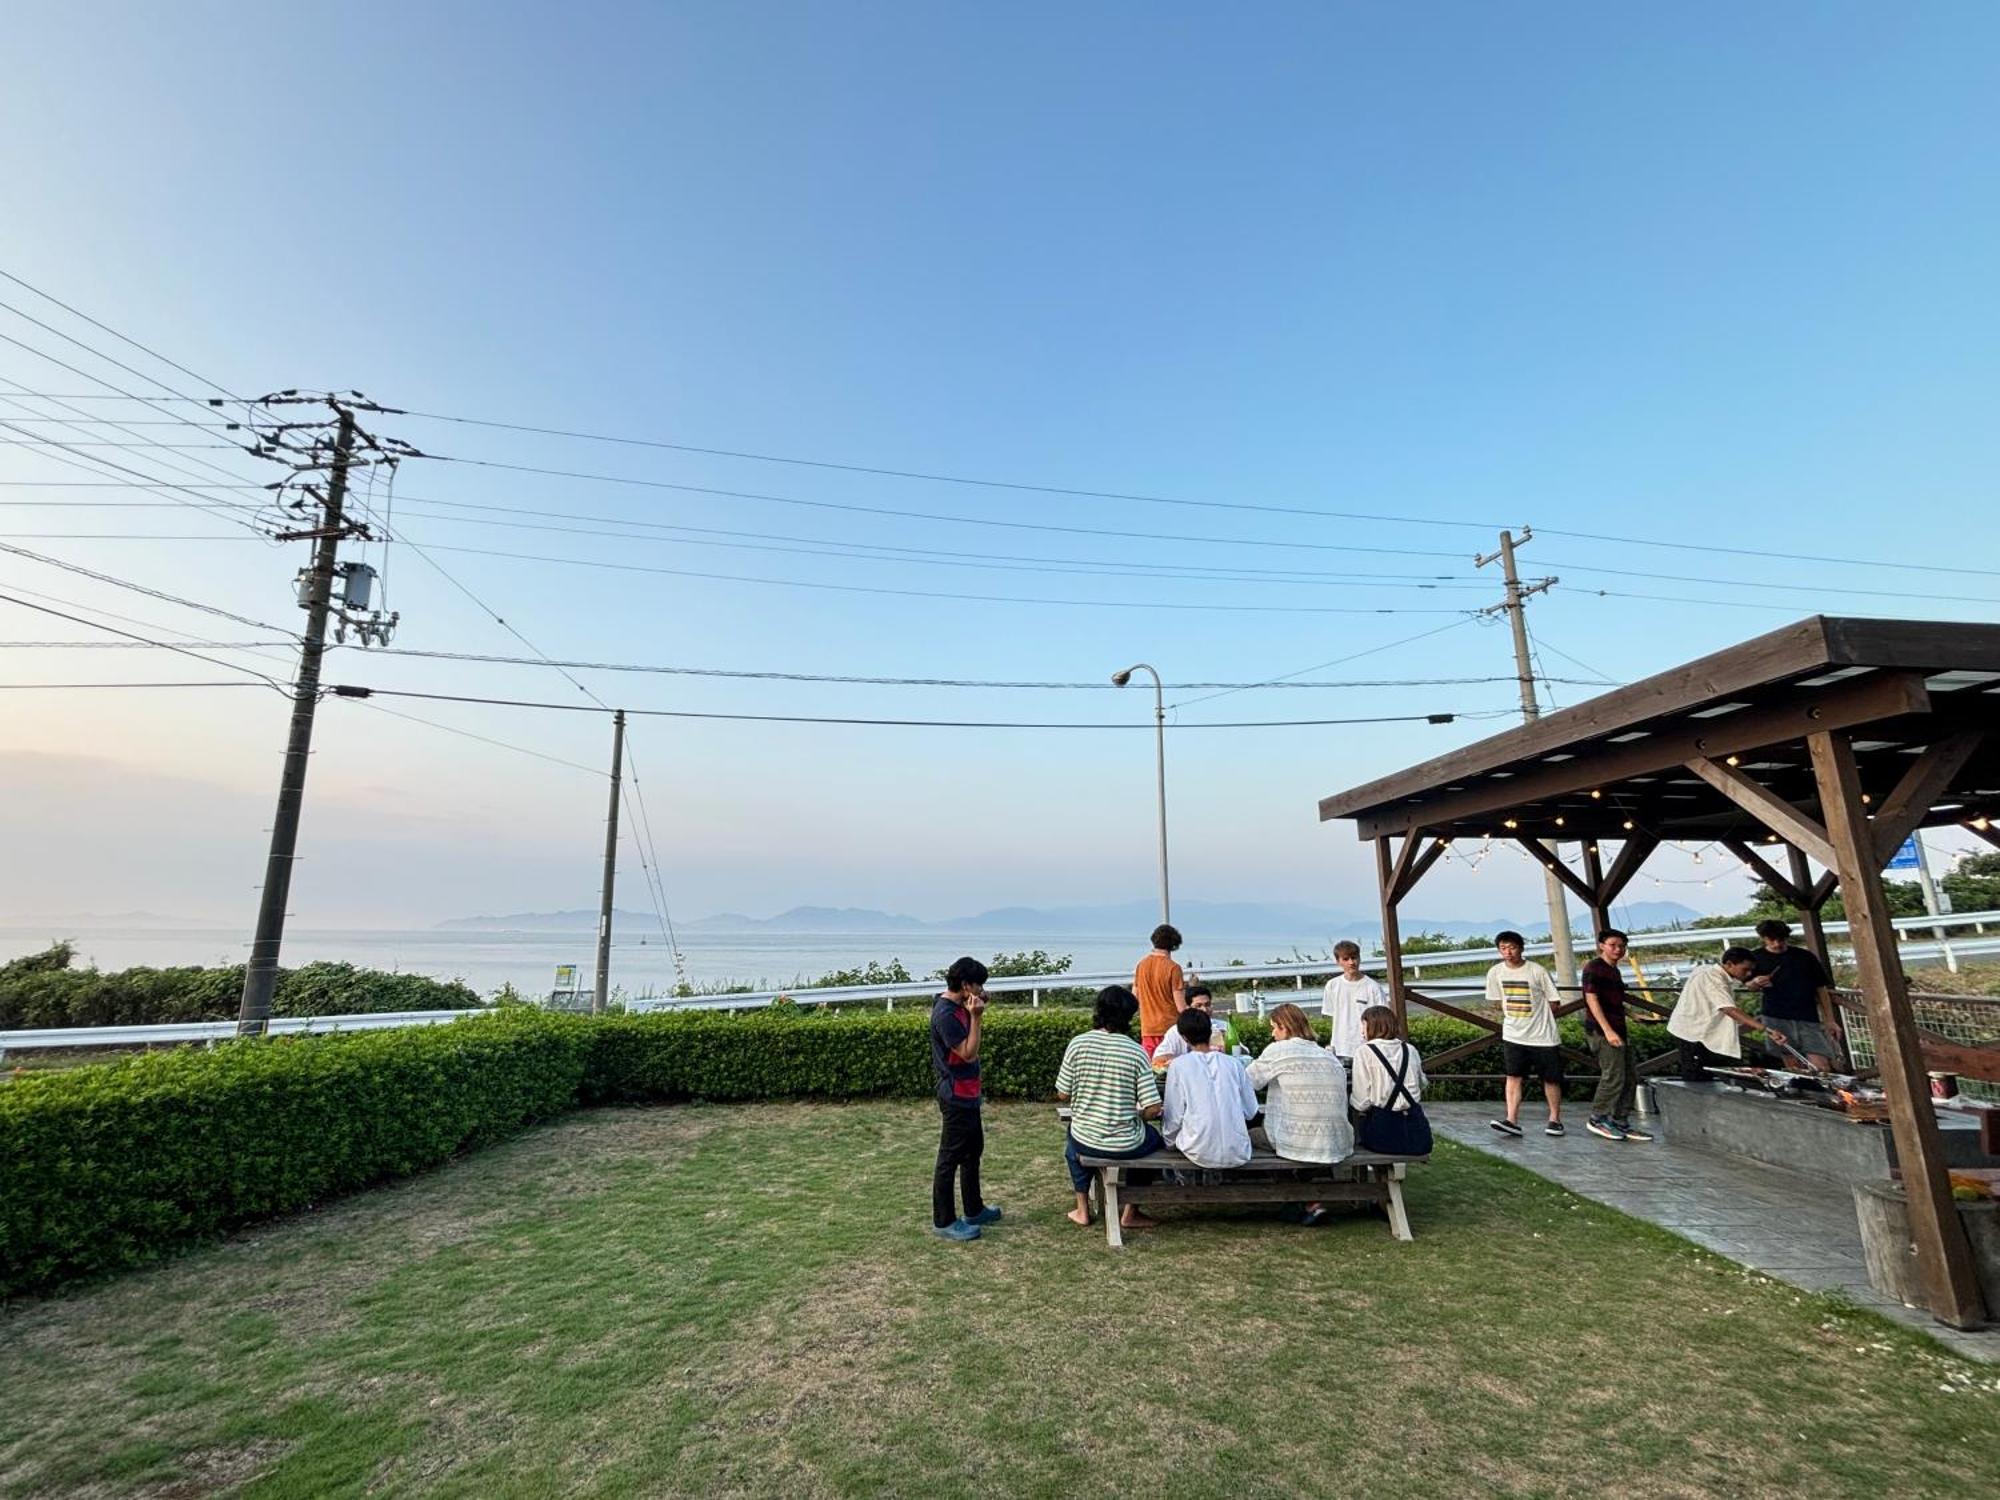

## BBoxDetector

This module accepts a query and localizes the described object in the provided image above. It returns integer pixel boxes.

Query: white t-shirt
[1151,1014,1235,1066]
[1161,1049,1259,1169]
[1321,972,1385,1059]
[1669,964,1747,1059]
[1485,960,1561,1048]
[1245,1036,1354,1163]
[1350,1038,1427,1114]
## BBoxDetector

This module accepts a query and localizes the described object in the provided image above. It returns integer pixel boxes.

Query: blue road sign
[1886,836,1921,871]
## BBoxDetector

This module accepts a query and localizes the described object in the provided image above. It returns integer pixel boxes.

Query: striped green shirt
[1056,1029,1161,1151]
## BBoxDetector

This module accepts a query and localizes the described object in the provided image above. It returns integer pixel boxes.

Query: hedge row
[0,1006,1680,1295]
[0,960,481,1030]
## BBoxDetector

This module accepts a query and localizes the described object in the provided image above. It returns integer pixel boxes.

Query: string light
[1725,755,1740,767]
[1975,815,1992,831]
[1504,818,1519,830]
[1589,789,1602,800]
[1554,815,1566,827]
[1622,819,1636,831]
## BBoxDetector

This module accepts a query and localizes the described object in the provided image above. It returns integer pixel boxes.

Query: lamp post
[1112,662,1170,926]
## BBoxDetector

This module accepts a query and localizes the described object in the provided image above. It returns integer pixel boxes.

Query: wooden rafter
[1723,838,1804,904]
[1598,831,1662,908]
[1684,758,1839,871]
[1393,838,1447,904]
[1512,838,1596,907]
[1869,730,1988,866]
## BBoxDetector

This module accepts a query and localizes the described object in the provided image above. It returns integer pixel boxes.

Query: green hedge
[0,960,481,1030]
[0,1004,1681,1295]
[0,1011,588,1294]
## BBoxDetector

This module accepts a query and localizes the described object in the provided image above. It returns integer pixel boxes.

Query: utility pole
[235,393,407,1037]
[236,406,356,1036]
[594,709,626,1014]
[1476,527,1576,988]
[1911,831,1959,975]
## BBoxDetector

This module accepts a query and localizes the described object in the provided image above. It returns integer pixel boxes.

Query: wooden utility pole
[1475,528,1576,986]
[236,406,355,1037]
[593,709,626,1015]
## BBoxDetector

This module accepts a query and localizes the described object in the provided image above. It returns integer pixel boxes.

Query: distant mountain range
[436,897,1706,938]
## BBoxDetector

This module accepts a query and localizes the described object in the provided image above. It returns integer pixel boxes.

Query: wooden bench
[1074,1144,1426,1248]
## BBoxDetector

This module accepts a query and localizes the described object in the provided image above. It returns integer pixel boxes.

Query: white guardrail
[4,910,1997,1055]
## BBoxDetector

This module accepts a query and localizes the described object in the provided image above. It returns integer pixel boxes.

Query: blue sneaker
[931,1218,981,1242]
[1586,1116,1628,1142]
[966,1204,1003,1227]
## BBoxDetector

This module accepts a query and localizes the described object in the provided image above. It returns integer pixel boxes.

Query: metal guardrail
[4,909,1995,1052]
[0,1007,492,1058]
[627,908,2000,1014]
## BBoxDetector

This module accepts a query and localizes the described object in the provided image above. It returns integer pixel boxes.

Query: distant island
[437,897,1706,938]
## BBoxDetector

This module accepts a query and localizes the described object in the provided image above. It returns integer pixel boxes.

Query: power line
[0,638,294,649]
[0,540,296,634]
[0,589,288,689]
[1169,618,1482,710]
[0,270,240,399]
[402,539,1478,615]
[0,679,267,691]
[337,697,602,776]
[328,682,1492,730]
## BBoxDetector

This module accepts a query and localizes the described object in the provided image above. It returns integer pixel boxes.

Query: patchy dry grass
[2,1101,1997,1499]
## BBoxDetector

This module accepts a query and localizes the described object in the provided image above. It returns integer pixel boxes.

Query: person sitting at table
[1161,1007,1259,1169]
[1056,985,1165,1230]
[1349,1005,1433,1156]
[1151,984,1235,1066]
[1244,1001,1354,1165]
[1669,946,1783,1080]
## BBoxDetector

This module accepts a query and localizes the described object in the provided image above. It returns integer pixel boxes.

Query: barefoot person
[1056,985,1165,1230]
[929,957,1000,1242]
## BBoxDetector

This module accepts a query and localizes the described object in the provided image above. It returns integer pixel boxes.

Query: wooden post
[1375,834,1408,1034]
[1582,840,1610,937]
[1808,728,1986,1329]
[1786,844,1832,965]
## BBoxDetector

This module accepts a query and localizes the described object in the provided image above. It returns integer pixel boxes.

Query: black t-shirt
[1580,957,1628,1039]
[1750,945,1832,1022]
[930,995,982,1109]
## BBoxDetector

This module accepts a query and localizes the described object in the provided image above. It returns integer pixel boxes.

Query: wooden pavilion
[1319,616,1999,1330]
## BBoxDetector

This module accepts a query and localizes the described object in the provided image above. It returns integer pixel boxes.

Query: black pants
[1677,1039,1738,1082]
[933,1103,985,1228]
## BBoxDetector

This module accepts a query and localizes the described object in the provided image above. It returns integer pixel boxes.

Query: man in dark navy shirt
[930,956,1001,1241]
[1748,919,1842,1070]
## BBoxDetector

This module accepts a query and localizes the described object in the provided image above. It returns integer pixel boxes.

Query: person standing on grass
[1321,940,1385,1061]
[1669,947,1780,1081]
[1133,923,1187,1057]
[1160,1007,1259,1169]
[1581,929,1648,1143]
[930,956,1001,1243]
[1747,919,1843,1071]
[1486,930,1566,1140]
[1150,984,1235,1067]
[1057,985,1165,1231]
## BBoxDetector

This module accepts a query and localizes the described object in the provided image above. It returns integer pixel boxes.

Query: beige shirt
[1668,964,1746,1059]
[1350,1039,1427,1114]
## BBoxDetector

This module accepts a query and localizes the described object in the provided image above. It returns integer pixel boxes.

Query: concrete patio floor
[1427,1101,2000,1363]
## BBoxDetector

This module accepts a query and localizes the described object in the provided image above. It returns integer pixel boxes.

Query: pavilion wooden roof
[1319,616,2000,844]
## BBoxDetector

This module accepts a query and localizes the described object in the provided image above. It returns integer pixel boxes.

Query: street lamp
[1112,662,1170,926]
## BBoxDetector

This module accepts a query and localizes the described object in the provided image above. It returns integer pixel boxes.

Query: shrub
[0,1010,588,1294]
[0,961,480,1031]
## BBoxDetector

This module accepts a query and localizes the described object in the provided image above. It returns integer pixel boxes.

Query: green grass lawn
[2,1102,1996,1499]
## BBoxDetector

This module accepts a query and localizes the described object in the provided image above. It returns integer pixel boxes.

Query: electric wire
[0,540,296,634]
[328,683,1499,730]
[1168,618,1483,711]
[0,589,288,689]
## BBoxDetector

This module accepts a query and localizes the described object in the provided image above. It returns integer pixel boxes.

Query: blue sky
[1,2,1995,928]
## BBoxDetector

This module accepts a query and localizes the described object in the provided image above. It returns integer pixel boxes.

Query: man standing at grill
[930,956,1001,1242]
[1747,919,1843,1071]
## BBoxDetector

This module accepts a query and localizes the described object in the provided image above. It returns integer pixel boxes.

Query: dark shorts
[1503,1041,1565,1084]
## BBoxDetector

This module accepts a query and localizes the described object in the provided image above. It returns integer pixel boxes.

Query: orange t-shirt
[1133,953,1184,1040]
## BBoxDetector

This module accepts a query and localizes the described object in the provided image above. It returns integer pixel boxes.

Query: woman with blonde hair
[1349,1005,1432,1156]
[1244,1002,1353,1164]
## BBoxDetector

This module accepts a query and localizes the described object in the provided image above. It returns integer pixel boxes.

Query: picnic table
[1073,1140,1426,1249]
